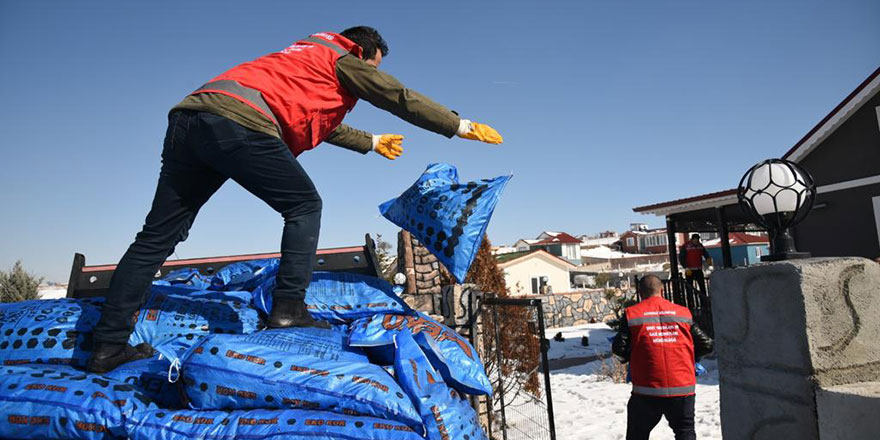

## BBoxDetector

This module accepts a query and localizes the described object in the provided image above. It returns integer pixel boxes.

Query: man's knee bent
[280,195,322,222]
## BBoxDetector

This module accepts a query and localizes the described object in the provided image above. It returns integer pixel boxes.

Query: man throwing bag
[88,26,502,373]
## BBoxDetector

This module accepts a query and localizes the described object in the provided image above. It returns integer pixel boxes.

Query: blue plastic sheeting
[176,328,422,429]
[156,268,212,290]
[349,312,492,396]
[0,298,103,368]
[103,356,183,409]
[394,331,487,440]
[210,259,279,292]
[0,364,158,439]
[379,163,511,283]
[128,289,262,355]
[126,408,425,440]
[252,271,411,322]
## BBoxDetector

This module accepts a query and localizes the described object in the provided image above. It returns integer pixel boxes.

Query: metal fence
[659,275,713,337]
[481,297,556,440]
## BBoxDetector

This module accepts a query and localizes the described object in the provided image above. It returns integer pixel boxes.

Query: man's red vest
[625,296,696,397]
[190,32,362,157]
[682,241,706,269]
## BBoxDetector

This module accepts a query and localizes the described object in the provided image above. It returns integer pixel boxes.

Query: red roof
[532,232,582,245]
[704,233,769,248]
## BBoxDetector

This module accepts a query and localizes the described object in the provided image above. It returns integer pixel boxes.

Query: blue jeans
[93,110,322,344]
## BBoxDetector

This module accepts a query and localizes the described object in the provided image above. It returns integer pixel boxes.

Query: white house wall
[502,256,571,295]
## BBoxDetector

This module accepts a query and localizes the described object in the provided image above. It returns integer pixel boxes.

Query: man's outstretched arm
[325,124,404,160]
[335,55,502,144]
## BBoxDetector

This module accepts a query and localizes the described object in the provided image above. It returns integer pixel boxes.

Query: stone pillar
[710,258,880,439]
[397,230,445,314]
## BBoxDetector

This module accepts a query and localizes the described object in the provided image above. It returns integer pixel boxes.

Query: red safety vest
[682,241,706,269]
[625,296,696,397]
[190,32,362,156]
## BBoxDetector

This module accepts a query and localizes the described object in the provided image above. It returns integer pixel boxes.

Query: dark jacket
[611,313,714,364]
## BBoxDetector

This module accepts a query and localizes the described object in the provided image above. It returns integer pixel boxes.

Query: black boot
[86,342,153,374]
[267,298,330,329]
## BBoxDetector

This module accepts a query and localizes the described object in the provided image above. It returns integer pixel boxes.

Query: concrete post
[710,258,880,439]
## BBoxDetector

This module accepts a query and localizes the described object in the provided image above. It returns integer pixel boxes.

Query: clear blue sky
[2,1,878,281]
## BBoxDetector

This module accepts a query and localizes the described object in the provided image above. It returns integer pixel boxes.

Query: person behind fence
[611,275,714,440]
[678,234,712,294]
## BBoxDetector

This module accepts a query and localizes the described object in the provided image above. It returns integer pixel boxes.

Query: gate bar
[535,299,557,440]
[491,305,509,440]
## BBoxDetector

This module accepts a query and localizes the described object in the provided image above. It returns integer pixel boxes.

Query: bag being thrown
[379,163,510,283]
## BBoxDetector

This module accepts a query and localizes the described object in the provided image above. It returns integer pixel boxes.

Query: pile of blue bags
[0,260,490,440]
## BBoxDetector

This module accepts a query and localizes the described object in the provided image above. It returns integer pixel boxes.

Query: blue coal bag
[0,298,103,368]
[103,356,183,409]
[126,407,425,440]
[379,163,511,283]
[128,288,262,355]
[393,331,488,440]
[210,259,280,292]
[174,328,422,430]
[0,364,159,439]
[156,268,212,290]
[252,271,411,322]
[349,312,492,396]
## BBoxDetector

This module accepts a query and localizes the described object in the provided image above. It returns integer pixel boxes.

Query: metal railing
[481,297,556,440]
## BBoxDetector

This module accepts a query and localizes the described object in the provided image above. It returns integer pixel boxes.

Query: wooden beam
[666,216,681,299]
[716,207,733,268]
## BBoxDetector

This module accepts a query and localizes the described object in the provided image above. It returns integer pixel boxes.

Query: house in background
[580,245,668,271]
[513,231,583,265]
[513,239,539,252]
[496,249,576,295]
[703,233,770,267]
[619,223,700,254]
[579,231,620,250]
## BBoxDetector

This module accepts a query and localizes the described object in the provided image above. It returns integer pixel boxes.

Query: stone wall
[710,258,880,439]
[536,290,620,328]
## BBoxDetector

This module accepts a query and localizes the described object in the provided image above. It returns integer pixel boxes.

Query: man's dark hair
[340,26,388,60]
[691,233,701,239]
[637,275,663,297]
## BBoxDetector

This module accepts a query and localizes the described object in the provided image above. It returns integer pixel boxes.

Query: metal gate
[481,297,556,440]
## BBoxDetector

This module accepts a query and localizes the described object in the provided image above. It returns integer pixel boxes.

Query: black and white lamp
[737,159,816,261]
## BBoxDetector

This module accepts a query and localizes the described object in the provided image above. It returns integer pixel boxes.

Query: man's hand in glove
[456,119,503,144]
[372,134,404,160]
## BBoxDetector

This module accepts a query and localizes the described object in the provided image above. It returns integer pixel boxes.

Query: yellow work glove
[371,134,404,160]
[706,257,714,267]
[685,269,693,277]
[456,119,503,144]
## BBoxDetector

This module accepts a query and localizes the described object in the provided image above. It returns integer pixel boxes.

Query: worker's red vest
[682,242,706,269]
[190,32,362,156]
[625,296,696,397]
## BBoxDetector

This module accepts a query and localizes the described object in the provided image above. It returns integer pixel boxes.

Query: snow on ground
[545,323,616,361]
[544,324,721,440]
[37,288,67,299]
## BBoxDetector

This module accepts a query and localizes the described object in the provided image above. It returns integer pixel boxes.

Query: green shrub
[0,261,43,303]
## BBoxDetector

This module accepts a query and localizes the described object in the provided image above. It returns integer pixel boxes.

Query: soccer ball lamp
[737,159,816,261]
